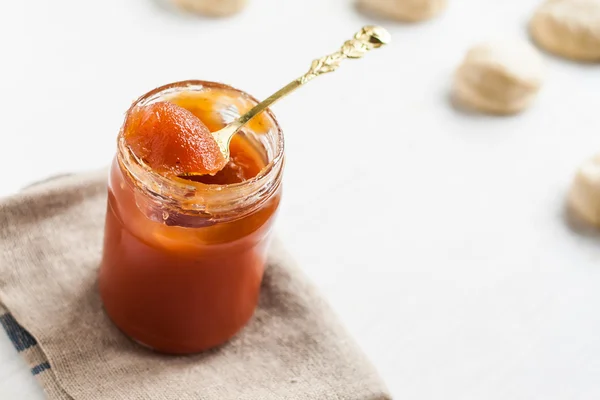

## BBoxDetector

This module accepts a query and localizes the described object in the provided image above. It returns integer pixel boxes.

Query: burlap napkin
[0,170,391,400]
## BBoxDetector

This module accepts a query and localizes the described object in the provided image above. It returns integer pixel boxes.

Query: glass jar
[99,80,284,354]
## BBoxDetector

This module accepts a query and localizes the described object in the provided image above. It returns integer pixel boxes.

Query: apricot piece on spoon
[124,101,227,177]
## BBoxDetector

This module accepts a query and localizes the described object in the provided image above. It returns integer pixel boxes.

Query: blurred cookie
[569,154,600,226]
[173,0,247,17]
[453,40,544,115]
[530,0,600,61]
[357,0,447,22]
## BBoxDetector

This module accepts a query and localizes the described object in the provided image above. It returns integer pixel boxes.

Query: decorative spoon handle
[212,25,391,158]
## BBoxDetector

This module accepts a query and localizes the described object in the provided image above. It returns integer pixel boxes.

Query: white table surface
[2,0,600,398]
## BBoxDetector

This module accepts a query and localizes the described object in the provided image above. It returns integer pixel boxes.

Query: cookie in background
[356,0,447,22]
[172,0,247,17]
[530,0,600,62]
[452,40,545,115]
[569,154,600,227]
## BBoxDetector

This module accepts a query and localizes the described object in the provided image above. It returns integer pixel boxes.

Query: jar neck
[117,80,284,226]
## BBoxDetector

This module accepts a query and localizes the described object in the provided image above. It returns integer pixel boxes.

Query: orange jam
[189,135,265,184]
[99,81,284,354]
[123,101,227,177]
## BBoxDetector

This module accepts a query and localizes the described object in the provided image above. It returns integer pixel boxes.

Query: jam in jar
[99,80,284,354]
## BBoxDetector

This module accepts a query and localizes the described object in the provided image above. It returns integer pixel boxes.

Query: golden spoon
[207,25,391,162]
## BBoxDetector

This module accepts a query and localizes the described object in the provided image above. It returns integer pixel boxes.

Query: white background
[1,0,600,398]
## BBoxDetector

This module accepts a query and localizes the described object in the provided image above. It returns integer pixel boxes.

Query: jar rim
[117,80,284,221]
[119,79,284,195]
